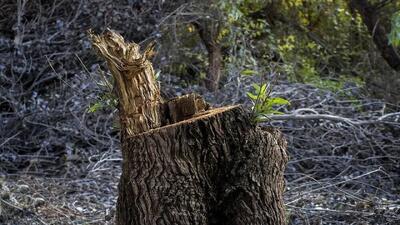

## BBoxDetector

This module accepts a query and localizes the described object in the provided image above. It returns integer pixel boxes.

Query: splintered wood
[89,29,162,136]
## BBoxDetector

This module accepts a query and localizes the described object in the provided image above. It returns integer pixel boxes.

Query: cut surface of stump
[89,30,288,225]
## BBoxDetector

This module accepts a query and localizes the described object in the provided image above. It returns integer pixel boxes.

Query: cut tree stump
[89,30,288,225]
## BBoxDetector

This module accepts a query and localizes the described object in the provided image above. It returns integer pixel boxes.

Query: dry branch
[266,108,400,126]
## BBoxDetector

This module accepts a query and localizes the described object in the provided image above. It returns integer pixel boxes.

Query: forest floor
[0,0,400,225]
[1,1,400,224]
[1,72,400,225]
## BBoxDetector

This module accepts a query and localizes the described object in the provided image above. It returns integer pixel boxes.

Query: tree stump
[89,30,288,225]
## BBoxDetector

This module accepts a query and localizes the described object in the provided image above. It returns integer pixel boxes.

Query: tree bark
[349,0,400,71]
[117,105,288,225]
[193,21,223,92]
[89,30,288,225]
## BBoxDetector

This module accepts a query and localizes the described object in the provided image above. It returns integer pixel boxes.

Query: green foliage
[240,69,258,76]
[159,0,399,102]
[216,0,274,85]
[87,92,117,113]
[87,102,102,113]
[389,11,400,47]
[247,82,290,123]
[87,74,117,113]
[261,0,374,93]
[216,0,371,94]
[290,59,365,93]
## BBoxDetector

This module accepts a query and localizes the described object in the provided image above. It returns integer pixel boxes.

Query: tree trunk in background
[89,30,288,225]
[348,0,400,104]
[193,21,222,92]
[349,0,400,71]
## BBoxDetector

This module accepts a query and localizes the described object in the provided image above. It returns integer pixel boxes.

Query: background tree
[349,0,400,71]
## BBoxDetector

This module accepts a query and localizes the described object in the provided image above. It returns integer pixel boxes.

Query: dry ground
[1,1,400,224]
[1,73,400,224]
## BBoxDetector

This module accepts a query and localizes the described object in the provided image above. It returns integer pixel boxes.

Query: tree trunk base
[117,102,288,225]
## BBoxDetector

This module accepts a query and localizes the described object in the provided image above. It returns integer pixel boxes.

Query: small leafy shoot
[247,81,289,123]
[87,102,102,113]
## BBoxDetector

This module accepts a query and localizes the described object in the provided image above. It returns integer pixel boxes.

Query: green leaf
[268,97,290,105]
[155,70,161,80]
[255,115,269,122]
[252,83,261,93]
[255,103,263,113]
[260,103,272,112]
[269,110,285,115]
[240,69,258,76]
[246,92,258,100]
[259,83,267,96]
[87,102,102,113]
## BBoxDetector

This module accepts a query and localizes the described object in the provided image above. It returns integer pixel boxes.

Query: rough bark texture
[117,105,288,225]
[193,21,222,92]
[163,93,210,124]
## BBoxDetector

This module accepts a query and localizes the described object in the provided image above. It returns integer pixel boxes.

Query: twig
[264,109,400,126]
[286,168,382,205]
[0,131,21,148]
[0,199,48,225]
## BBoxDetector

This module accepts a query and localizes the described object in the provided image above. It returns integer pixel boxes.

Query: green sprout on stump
[247,82,289,123]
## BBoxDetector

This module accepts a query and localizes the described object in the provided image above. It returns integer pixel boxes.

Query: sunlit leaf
[252,83,261,93]
[87,102,102,113]
[246,92,258,100]
[268,97,290,105]
[259,83,267,96]
[240,69,258,76]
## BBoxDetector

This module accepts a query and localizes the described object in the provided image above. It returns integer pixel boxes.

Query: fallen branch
[263,108,400,126]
